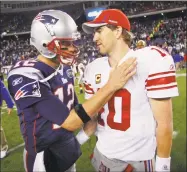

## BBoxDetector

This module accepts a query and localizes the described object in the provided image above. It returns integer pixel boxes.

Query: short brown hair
[106,24,132,47]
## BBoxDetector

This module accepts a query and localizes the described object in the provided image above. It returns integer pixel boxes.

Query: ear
[114,26,123,39]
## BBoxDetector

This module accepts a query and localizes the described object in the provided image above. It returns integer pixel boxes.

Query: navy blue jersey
[7,59,79,153]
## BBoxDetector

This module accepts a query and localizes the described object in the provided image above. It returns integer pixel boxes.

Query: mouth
[96,43,102,48]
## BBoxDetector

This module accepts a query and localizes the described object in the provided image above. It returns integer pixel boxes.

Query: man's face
[48,39,80,66]
[93,26,117,55]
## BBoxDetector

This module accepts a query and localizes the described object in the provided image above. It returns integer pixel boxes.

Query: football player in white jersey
[79,9,179,172]
[77,62,85,94]
[72,62,78,80]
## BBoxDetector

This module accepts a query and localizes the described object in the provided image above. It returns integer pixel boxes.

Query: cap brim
[82,21,135,39]
[82,22,107,34]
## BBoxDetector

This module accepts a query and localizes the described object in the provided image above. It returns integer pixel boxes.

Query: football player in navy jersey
[7,10,137,172]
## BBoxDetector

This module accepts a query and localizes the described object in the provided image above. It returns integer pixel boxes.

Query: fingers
[117,58,137,85]
[118,58,136,75]
[120,58,137,76]
[125,67,137,80]
[118,57,136,68]
[108,57,137,91]
[123,60,137,76]
[125,57,137,65]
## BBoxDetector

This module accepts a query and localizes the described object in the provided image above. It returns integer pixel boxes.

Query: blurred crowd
[0,13,30,33]
[111,1,185,15]
[0,3,83,34]
[131,16,186,49]
[0,37,37,66]
[0,1,186,69]
[1,1,186,34]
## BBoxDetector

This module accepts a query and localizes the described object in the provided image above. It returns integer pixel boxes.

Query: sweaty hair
[106,24,132,47]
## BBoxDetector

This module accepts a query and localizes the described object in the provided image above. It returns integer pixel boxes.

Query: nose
[69,46,76,52]
[93,33,98,43]
[69,45,79,53]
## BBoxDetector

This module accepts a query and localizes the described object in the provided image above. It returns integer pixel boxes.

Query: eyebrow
[94,26,104,33]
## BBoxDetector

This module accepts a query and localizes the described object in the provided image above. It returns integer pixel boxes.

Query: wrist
[155,155,171,171]
[76,128,90,145]
[105,82,117,93]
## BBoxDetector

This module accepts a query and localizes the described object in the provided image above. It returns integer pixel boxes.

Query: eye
[96,29,102,33]
[94,27,102,34]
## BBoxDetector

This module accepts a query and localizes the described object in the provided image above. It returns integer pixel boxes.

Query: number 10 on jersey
[98,89,131,131]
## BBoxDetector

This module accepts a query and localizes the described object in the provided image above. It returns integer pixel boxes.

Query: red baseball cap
[82,9,131,35]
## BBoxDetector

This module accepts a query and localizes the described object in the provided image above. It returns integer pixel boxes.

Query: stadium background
[0,1,186,171]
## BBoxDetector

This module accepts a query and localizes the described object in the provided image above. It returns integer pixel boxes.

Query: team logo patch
[14,81,41,100]
[12,77,23,86]
[66,69,73,78]
[162,165,169,171]
[95,74,101,84]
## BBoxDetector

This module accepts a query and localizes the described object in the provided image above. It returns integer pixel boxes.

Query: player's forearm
[150,98,173,158]
[82,83,115,117]
[2,86,14,108]
[61,83,115,131]
[155,121,173,171]
[156,122,173,158]
[61,109,83,131]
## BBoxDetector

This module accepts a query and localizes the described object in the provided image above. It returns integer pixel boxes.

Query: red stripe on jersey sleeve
[147,84,177,91]
[146,76,176,87]
[148,71,175,78]
[84,83,94,94]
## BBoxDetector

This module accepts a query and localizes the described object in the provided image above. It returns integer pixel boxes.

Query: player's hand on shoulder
[107,57,137,91]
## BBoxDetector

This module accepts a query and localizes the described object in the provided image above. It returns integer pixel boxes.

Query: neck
[37,55,60,69]
[108,41,130,67]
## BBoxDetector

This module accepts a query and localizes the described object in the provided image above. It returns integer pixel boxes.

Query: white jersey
[83,46,179,161]
[77,63,85,84]
[78,63,85,74]
[72,64,78,75]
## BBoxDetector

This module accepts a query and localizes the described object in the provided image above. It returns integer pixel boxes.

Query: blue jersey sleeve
[0,80,14,108]
[8,75,53,110]
[8,75,70,125]
[33,95,70,125]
